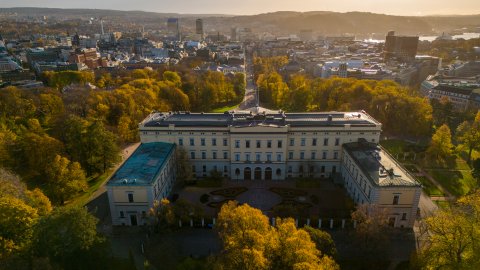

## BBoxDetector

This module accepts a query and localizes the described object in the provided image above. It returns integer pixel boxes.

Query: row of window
[189,151,340,161]
[177,138,344,148]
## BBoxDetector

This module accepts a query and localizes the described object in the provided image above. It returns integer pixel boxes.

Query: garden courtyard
[175,178,354,221]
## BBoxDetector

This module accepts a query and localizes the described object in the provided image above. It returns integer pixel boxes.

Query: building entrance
[244,167,251,180]
[265,167,272,180]
[254,167,262,180]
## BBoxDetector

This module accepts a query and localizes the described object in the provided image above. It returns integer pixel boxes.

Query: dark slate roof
[141,109,379,128]
[343,142,421,188]
[107,142,175,186]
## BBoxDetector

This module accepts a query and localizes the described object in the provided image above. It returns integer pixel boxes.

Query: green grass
[380,140,408,156]
[416,176,444,196]
[211,104,239,113]
[434,200,451,209]
[67,169,113,207]
[195,179,223,188]
[426,169,476,197]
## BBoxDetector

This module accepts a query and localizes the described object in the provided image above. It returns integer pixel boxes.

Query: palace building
[107,107,421,227]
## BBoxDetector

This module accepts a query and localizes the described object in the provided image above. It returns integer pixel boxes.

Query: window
[246,153,250,161]
[401,213,407,220]
[142,211,147,218]
[276,168,282,176]
[335,138,340,146]
[128,193,134,203]
[334,152,339,159]
[288,152,294,159]
[120,211,125,218]
[212,152,217,159]
[300,152,305,160]
[223,139,228,146]
[190,138,195,146]
[311,152,316,160]
[323,138,329,146]
[201,138,206,146]
[278,140,283,148]
[202,165,207,173]
[235,153,240,161]
[178,138,183,146]
[246,140,250,148]
[212,138,217,146]
[301,138,306,146]
[312,138,317,146]
[393,195,400,205]
[256,153,261,161]
[322,151,327,159]
[256,140,261,148]
[290,138,294,146]
[224,166,228,173]
[321,166,325,173]
[266,154,272,162]
[267,140,272,148]
[288,166,292,173]
[277,154,282,162]
[192,165,196,175]
[235,140,240,148]
[190,152,195,159]
[202,152,206,159]
[223,152,228,159]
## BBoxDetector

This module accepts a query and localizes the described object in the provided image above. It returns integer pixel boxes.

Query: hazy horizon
[1,0,480,16]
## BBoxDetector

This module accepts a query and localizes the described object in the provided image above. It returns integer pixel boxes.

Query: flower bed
[210,187,248,198]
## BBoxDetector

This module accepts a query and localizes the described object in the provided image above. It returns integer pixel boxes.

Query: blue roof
[107,142,175,186]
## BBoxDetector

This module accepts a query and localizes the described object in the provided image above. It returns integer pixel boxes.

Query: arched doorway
[254,167,262,180]
[265,167,272,180]
[244,167,251,180]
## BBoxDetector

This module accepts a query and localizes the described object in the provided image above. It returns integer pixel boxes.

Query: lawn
[426,169,476,197]
[296,178,323,188]
[415,176,444,196]
[211,103,239,113]
[67,169,113,207]
[380,140,409,156]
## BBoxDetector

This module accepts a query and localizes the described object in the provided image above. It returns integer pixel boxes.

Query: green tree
[84,120,120,174]
[455,111,480,163]
[32,206,105,269]
[0,196,38,259]
[427,124,454,159]
[45,155,88,205]
[302,226,338,259]
[416,191,480,269]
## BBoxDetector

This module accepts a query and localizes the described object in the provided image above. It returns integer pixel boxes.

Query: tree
[0,196,38,259]
[45,155,88,205]
[273,218,338,270]
[84,120,120,174]
[175,148,193,186]
[351,204,392,259]
[149,198,176,229]
[215,201,338,270]
[25,188,53,216]
[416,191,480,269]
[427,124,454,159]
[216,201,277,270]
[455,111,480,163]
[32,206,105,270]
[302,226,338,259]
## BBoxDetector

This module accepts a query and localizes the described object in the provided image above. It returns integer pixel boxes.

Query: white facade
[139,108,381,181]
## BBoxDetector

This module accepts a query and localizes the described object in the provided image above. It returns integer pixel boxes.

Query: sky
[0,0,479,16]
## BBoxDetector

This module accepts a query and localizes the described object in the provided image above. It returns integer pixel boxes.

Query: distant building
[196,19,204,40]
[167,18,180,40]
[384,31,419,63]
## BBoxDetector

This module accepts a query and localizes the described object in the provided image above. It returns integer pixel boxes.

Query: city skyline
[1,0,480,16]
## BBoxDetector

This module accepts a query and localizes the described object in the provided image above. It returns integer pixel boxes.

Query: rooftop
[107,142,175,186]
[343,141,421,188]
[140,107,381,128]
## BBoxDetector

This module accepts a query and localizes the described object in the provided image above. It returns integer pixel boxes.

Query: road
[238,49,258,110]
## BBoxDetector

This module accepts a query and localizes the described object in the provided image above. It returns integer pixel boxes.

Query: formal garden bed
[210,187,248,198]
[269,187,308,198]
